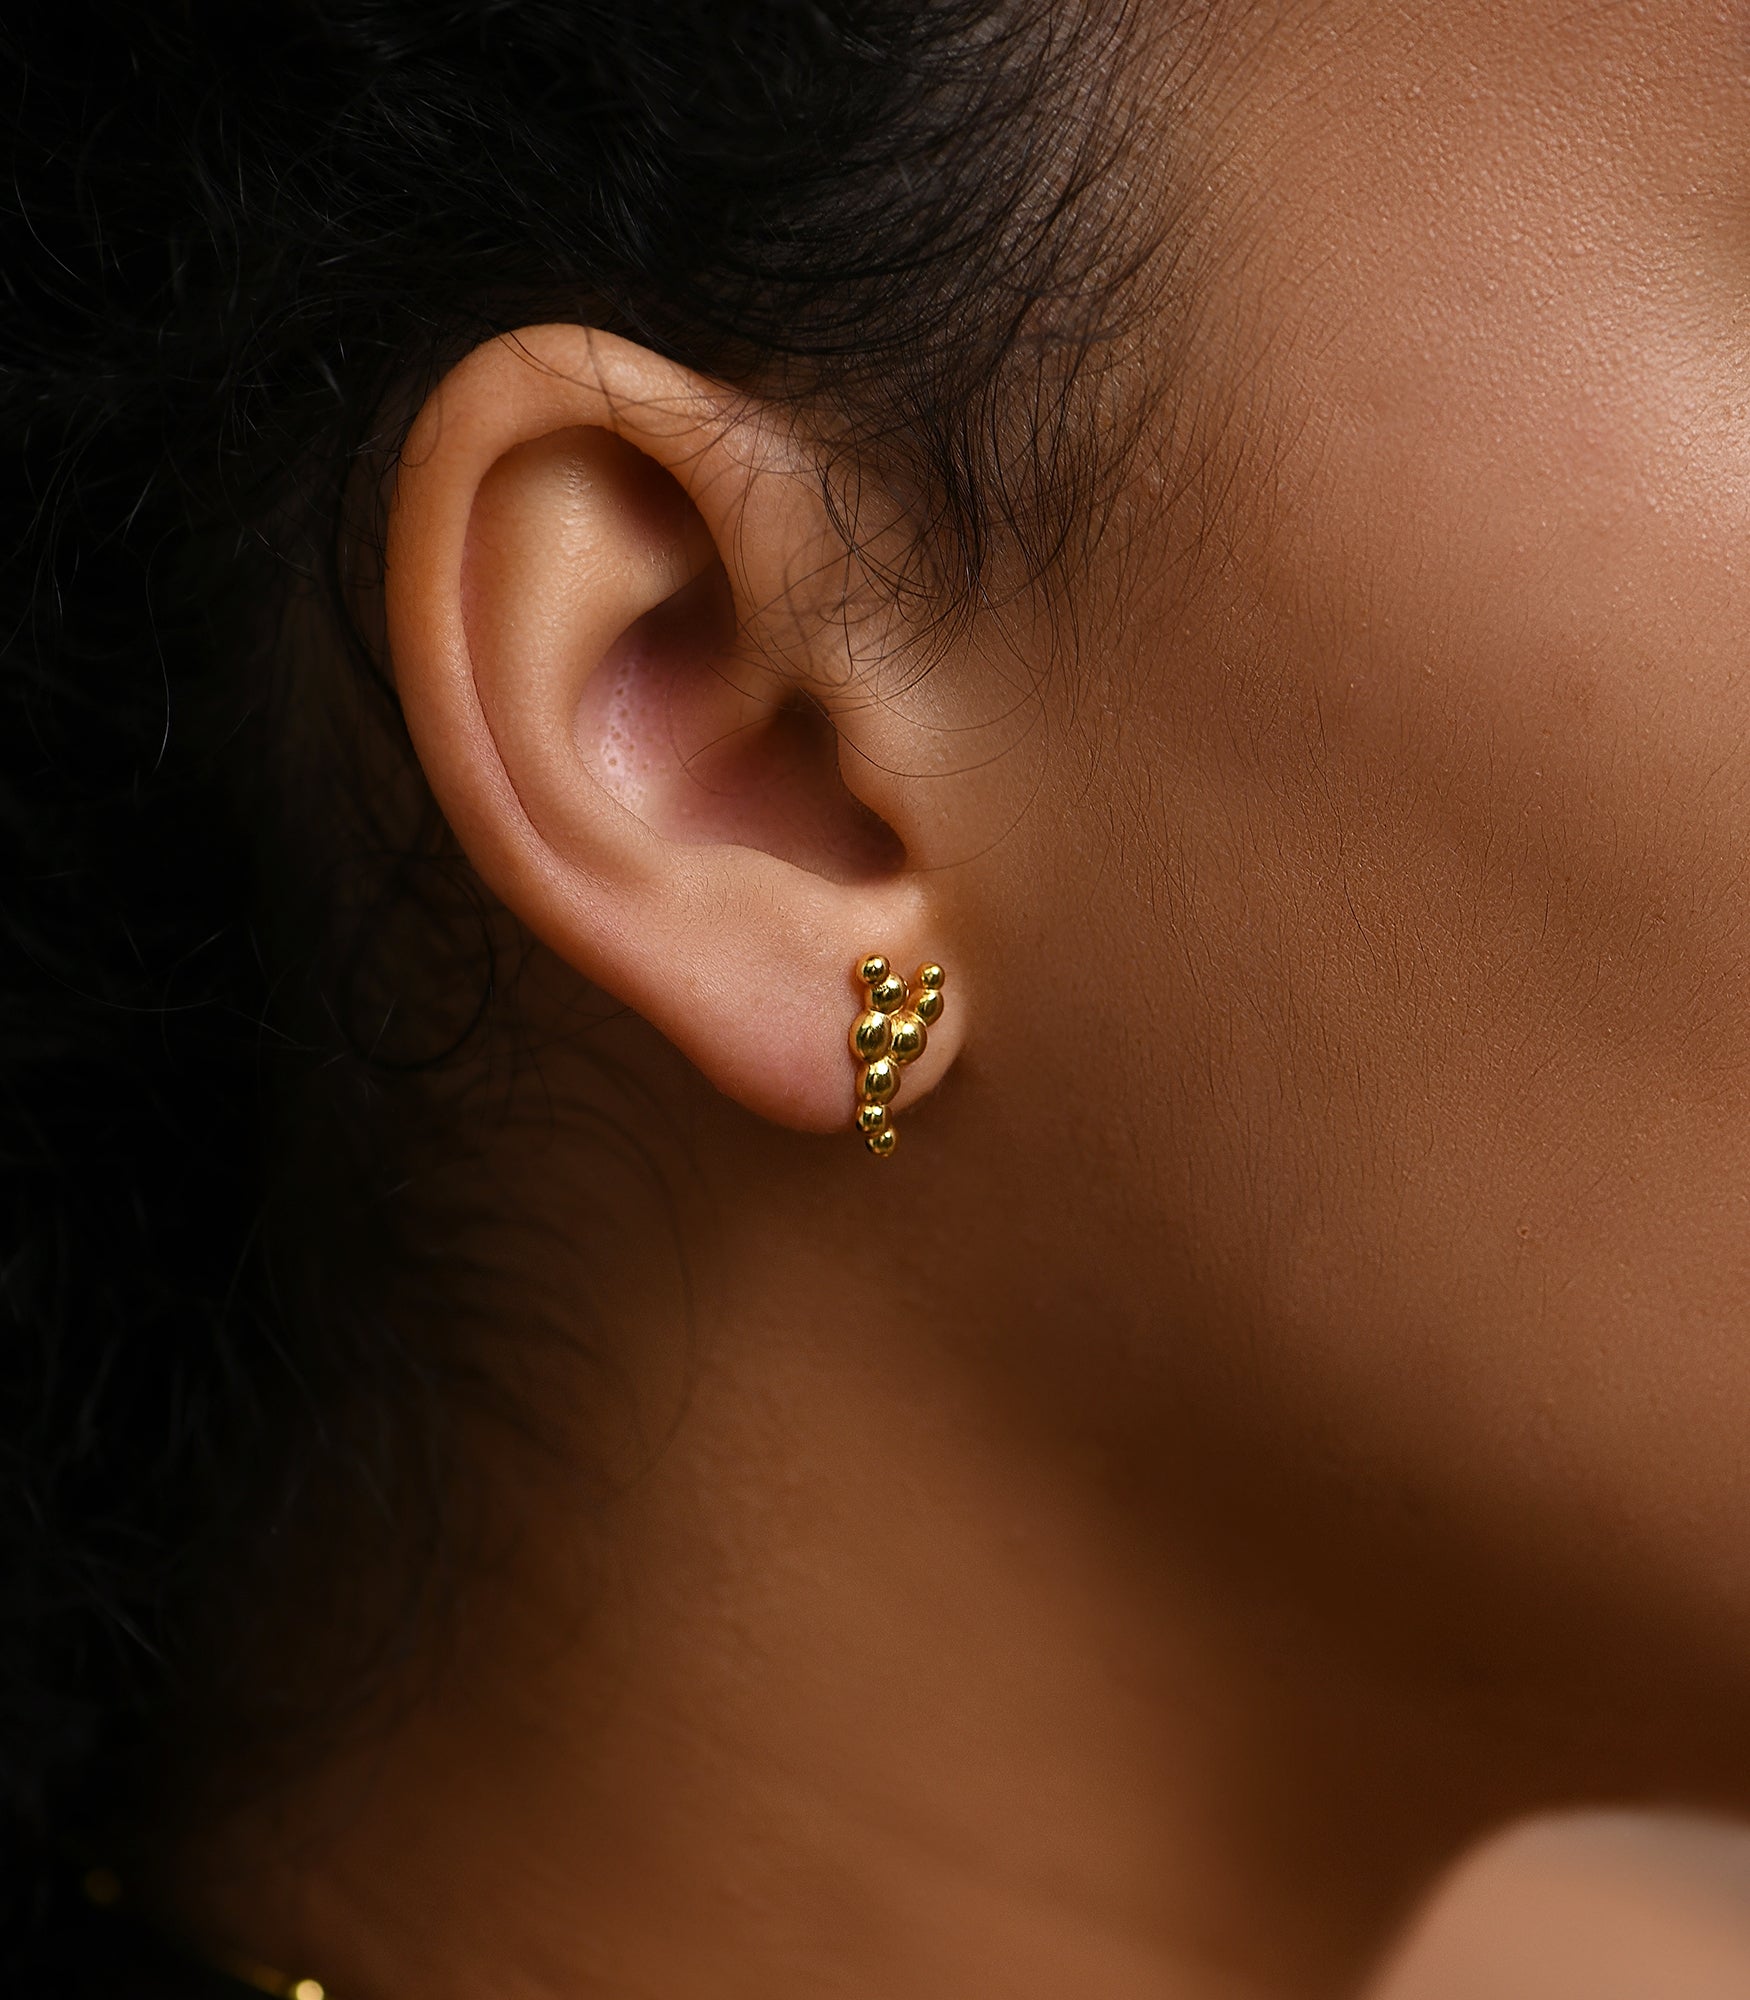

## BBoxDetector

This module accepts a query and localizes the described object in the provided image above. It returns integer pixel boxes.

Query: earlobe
[383,324,966,1139]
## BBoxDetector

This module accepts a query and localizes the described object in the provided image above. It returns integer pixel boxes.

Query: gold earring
[849,952,945,1157]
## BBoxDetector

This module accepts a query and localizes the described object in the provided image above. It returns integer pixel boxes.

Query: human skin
[159,2,1750,1997]
[1372,1813,1750,1999]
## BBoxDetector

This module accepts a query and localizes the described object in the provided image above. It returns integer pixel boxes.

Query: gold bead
[870,972,908,1012]
[850,1009,892,1061]
[847,951,946,1156]
[888,1012,926,1065]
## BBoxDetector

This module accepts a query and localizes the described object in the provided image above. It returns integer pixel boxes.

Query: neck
[155,1092,1739,2000]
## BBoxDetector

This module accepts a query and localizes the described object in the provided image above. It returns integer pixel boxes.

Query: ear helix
[848,952,946,1157]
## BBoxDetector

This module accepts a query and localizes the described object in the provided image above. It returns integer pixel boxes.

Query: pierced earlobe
[848,954,946,1157]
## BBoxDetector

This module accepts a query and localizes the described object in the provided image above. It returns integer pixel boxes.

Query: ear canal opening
[584,559,906,886]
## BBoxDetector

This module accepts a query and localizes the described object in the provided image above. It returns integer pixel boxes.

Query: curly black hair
[0,0,1154,1977]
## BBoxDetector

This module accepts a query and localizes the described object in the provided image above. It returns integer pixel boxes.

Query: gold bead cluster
[849,952,944,1157]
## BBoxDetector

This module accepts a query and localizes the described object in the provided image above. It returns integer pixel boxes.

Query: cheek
[1207,5,1750,1202]
[1040,1,1750,1643]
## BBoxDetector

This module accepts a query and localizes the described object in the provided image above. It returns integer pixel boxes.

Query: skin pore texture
[160,1,1750,1996]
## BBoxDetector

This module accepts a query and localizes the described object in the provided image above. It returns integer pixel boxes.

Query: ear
[383,324,966,1137]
